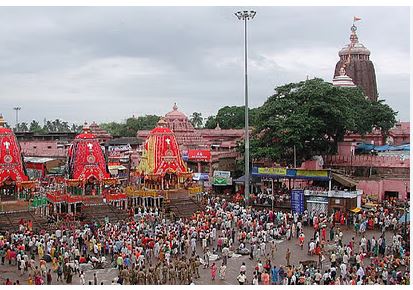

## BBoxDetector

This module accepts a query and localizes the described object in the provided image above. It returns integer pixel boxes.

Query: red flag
[354,16,361,22]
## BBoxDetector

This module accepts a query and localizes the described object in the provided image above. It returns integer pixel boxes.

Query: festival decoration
[0,115,29,190]
[67,122,110,182]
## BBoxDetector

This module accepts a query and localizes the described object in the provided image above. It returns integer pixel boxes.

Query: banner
[109,144,132,152]
[257,167,287,175]
[188,150,211,162]
[296,169,328,177]
[291,189,305,214]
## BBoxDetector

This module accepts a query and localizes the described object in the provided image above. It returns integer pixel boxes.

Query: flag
[354,16,362,22]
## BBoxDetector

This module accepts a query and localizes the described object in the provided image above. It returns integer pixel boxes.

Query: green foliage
[29,120,44,133]
[204,116,217,129]
[189,112,203,128]
[100,115,161,137]
[204,106,259,129]
[251,78,396,165]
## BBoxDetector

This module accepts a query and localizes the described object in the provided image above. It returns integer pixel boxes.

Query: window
[47,146,52,149]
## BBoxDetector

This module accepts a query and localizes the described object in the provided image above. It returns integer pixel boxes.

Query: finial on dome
[0,114,6,128]
[157,118,168,128]
[173,103,178,111]
[83,121,91,133]
[350,24,359,46]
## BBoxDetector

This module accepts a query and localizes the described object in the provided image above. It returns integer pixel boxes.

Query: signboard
[109,144,132,152]
[188,150,211,162]
[213,170,231,178]
[213,176,232,186]
[291,189,305,214]
[296,169,328,178]
[193,173,209,181]
[257,167,287,175]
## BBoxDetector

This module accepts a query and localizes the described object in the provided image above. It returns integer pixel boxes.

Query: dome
[165,103,188,120]
[338,24,371,57]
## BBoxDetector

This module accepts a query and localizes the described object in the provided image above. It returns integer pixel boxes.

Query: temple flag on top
[353,16,361,22]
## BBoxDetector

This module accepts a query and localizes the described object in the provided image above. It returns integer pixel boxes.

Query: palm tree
[190,112,203,128]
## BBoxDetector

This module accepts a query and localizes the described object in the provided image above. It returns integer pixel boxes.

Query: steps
[166,195,203,218]
[81,203,128,224]
[0,210,48,233]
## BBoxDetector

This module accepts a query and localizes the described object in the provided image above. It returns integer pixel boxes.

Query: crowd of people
[0,193,410,285]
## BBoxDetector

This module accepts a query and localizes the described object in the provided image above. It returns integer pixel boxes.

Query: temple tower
[333,21,378,101]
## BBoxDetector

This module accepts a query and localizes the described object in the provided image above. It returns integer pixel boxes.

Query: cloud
[0,6,409,125]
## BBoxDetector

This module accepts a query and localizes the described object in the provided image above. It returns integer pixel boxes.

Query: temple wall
[357,178,410,201]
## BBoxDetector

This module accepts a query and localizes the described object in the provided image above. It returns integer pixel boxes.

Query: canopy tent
[233,175,261,184]
[356,142,410,153]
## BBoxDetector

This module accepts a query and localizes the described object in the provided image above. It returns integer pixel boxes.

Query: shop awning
[350,207,362,213]
[332,172,358,188]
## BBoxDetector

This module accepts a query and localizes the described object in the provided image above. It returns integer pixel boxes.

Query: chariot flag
[353,16,361,22]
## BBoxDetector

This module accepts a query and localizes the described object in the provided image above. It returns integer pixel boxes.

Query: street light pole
[13,107,21,131]
[404,182,408,236]
[235,10,256,204]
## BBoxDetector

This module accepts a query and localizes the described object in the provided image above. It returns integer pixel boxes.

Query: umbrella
[398,213,410,224]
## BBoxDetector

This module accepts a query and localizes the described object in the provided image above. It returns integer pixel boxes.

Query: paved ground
[0,225,394,285]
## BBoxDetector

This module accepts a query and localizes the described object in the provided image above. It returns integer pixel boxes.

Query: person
[299,232,305,250]
[271,265,279,284]
[252,274,259,285]
[237,272,247,285]
[240,262,246,274]
[47,269,52,285]
[94,273,98,285]
[261,270,270,285]
[219,263,227,280]
[210,263,217,280]
[80,271,85,285]
[285,248,291,266]
[4,278,12,285]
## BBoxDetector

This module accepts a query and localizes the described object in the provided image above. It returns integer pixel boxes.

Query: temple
[137,119,192,190]
[333,22,378,101]
[0,115,35,201]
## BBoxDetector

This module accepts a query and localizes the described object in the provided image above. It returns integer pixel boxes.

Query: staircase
[166,195,203,219]
[0,210,48,233]
[81,203,128,224]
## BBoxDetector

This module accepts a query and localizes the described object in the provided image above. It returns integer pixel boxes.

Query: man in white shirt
[340,262,347,279]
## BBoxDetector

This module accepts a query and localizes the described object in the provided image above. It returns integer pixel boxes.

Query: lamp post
[235,10,256,204]
[13,107,21,131]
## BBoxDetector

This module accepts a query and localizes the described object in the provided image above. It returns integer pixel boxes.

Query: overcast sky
[0,6,410,126]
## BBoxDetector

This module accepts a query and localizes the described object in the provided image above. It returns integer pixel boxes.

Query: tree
[29,120,44,133]
[251,78,397,165]
[100,115,161,137]
[70,123,83,133]
[190,112,203,128]
[16,122,29,132]
[204,116,217,129]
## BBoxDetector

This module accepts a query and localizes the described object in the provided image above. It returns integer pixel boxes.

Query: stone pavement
[0,225,394,285]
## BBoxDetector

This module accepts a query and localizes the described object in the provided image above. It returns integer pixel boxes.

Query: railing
[324,155,409,168]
